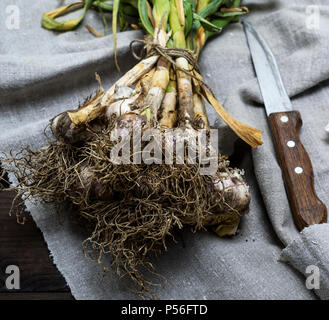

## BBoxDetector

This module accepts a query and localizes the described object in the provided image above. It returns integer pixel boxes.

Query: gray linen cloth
[0,0,328,299]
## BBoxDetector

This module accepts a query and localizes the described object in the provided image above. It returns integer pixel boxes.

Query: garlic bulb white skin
[111,86,135,103]
[76,163,113,200]
[203,171,251,232]
[105,97,137,119]
[214,171,251,212]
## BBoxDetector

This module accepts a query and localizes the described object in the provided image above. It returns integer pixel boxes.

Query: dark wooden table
[0,187,74,300]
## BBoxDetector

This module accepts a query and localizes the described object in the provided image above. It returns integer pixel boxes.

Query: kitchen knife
[243,21,327,231]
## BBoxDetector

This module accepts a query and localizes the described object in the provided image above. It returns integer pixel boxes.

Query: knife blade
[243,20,327,231]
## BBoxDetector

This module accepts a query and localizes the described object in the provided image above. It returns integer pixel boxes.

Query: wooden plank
[0,189,73,297]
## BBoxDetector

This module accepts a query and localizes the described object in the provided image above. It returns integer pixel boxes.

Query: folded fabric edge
[280,223,329,300]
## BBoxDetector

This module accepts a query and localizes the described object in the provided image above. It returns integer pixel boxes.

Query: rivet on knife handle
[269,110,327,230]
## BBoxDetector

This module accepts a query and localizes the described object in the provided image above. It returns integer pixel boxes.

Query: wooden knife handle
[269,111,327,231]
